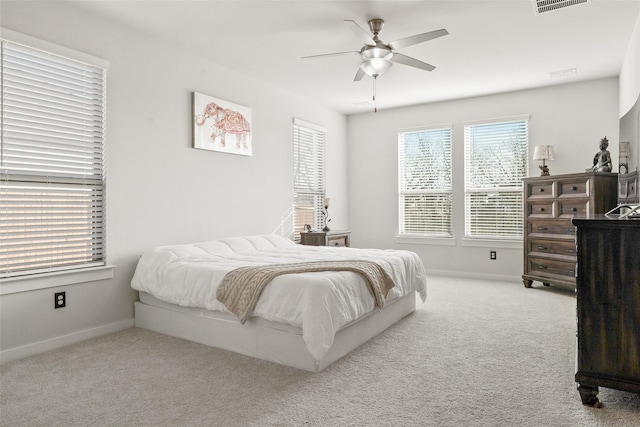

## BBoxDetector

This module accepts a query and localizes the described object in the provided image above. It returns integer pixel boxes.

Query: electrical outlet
[490,251,497,260]
[54,291,66,309]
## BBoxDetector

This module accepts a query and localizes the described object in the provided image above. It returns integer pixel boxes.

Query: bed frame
[134,291,416,372]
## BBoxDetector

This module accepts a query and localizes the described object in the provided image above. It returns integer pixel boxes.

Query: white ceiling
[74,0,640,115]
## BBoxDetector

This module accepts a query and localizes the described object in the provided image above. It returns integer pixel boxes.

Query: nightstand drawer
[327,235,349,247]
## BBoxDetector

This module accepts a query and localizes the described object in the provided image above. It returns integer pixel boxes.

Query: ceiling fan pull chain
[373,76,377,113]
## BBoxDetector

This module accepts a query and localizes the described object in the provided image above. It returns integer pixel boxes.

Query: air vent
[547,68,577,79]
[534,0,590,14]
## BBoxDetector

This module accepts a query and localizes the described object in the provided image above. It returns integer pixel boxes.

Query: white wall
[0,2,348,360]
[620,13,640,117]
[619,12,640,171]
[347,78,620,280]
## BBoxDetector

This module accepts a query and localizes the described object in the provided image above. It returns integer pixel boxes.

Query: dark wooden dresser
[572,217,640,406]
[522,172,618,289]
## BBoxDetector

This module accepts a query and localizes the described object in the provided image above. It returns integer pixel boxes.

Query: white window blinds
[464,118,528,238]
[293,118,325,240]
[398,126,452,236]
[1,40,107,277]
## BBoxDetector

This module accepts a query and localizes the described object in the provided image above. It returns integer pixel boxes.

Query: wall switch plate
[490,251,497,260]
[54,291,66,309]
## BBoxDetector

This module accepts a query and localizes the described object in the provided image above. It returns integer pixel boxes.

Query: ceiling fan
[302,18,449,81]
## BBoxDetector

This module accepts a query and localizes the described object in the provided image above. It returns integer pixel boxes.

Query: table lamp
[533,145,555,176]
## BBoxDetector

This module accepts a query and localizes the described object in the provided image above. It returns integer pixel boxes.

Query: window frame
[463,116,529,240]
[398,124,453,237]
[0,29,111,284]
[292,118,326,241]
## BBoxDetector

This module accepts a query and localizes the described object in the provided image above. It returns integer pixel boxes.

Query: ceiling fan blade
[388,29,449,50]
[353,67,366,81]
[344,20,376,46]
[392,53,436,72]
[301,51,360,60]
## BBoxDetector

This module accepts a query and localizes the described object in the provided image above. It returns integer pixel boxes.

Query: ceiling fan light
[360,58,392,77]
[361,46,393,60]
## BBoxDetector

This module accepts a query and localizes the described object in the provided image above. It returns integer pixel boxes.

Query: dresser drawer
[528,219,575,237]
[528,238,576,258]
[527,182,554,199]
[557,199,589,218]
[558,179,588,198]
[528,257,576,278]
[527,201,554,218]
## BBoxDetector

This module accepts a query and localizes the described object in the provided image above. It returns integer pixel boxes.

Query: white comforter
[130,235,427,361]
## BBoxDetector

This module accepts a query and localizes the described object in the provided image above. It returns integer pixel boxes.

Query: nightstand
[300,230,351,247]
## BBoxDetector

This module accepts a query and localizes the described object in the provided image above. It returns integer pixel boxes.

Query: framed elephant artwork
[193,92,252,156]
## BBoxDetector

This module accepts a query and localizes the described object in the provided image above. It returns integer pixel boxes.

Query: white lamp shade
[323,197,331,208]
[533,145,555,161]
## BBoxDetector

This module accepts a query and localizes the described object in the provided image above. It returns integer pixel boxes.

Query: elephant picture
[193,92,252,156]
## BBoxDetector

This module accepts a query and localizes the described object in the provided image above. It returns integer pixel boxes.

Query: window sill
[461,238,522,249]
[0,265,116,295]
[395,235,457,246]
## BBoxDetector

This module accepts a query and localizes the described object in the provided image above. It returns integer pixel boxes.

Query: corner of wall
[619,13,640,117]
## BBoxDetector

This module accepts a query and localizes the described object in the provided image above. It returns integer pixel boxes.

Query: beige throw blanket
[216,260,396,324]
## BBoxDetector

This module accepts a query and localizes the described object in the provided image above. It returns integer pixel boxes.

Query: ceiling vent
[534,0,590,14]
[547,68,577,79]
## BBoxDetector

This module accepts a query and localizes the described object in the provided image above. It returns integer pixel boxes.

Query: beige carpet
[1,276,639,426]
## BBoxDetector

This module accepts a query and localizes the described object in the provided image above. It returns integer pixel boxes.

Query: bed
[131,235,427,371]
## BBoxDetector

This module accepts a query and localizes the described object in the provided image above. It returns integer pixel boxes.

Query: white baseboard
[0,319,134,365]
[425,269,522,284]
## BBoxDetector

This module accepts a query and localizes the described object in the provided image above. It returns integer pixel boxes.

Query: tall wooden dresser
[522,172,618,289]
[572,217,640,406]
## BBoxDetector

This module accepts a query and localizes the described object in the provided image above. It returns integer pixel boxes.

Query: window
[0,39,107,278]
[398,126,452,236]
[293,118,325,240]
[464,117,528,239]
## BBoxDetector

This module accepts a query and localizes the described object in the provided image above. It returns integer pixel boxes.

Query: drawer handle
[571,207,577,212]
[538,265,547,270]
[571,186,577,191]
[539,208,545,212]
[537,246,548,250]
[539,188,545,192]
[537,226,548,231]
